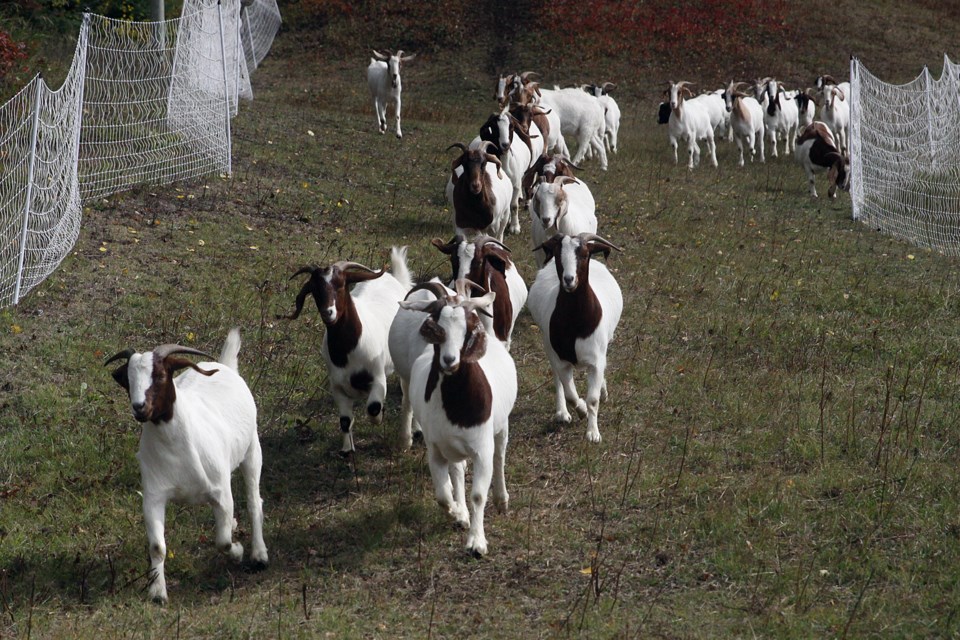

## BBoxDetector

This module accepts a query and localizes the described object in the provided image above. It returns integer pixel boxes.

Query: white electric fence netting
[850,55,960,255]
[0,0,280,308]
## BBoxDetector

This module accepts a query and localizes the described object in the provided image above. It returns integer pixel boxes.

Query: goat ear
[104,348,135,391]
[419,317,447,345]
[431,236,460,255]
[165,356,218,377]
[460,321,487,364]
[110,364,130,391]
[535,233,564,261]
[481,244,510,275]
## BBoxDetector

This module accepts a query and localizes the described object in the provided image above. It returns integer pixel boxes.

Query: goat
[527,85,608,170]
[522,152,579,201]
[820,84,850,154]
[401,281,517,557]
[528,175,597,267]
[665,81,718,169]
[794,121,850,198]
[282,248,413,453]
[584,82,622,154]
[793,90,817,127]
[432,234,528,349]
[721,80,766,167]
[476,105,542,234]
[527,233,623,443]
[757,78,800,157]
[446,141,512,240]
[367,49,416,138]
[388,280,454,449]
[105,329,267,604]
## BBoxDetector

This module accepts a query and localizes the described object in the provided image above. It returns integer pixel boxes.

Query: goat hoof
[586,430,602,443]
[248,559,269,572]
[466,538,487,558]
[554,411,572,424]
[151,594,168,606]
[493,495,509,514]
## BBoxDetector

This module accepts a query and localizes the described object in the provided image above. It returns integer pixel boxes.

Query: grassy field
[4,1,960,637]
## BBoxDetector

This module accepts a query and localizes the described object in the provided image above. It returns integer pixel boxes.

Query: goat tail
[219,328,242,371]
[390,246,414,292]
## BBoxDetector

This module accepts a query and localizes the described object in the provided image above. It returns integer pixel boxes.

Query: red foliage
[539,0,790,61]
[0,29,27,82]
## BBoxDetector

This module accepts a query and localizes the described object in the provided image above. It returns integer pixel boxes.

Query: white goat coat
[366,58,404,138]
[137,365,257,504]
[538,88,608,169]
[528,180,598,266]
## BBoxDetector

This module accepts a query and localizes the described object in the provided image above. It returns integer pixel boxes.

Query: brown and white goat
[794,122,850,198]
[522,152,579,200]
[432,234,528,349]
[446,141,513,240]
[105,329,267,603]
[282,248,412,452]
[527,233,623,443]
[401,281,517,557]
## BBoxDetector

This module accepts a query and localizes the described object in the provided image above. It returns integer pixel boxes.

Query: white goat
[693,88,733,143]
[721,80,765,166]
[665,81,718,169]
[820,83,850,153]
[401,283,517,557]
[105,329,267,604]
[527,233,623,443]
[366,49,415,138]
[388,280,454,449]
[283,247,412,453]
[584,82,622,154]
[528,176,597,267]
[758,78,800,157]
[531,86,608,170]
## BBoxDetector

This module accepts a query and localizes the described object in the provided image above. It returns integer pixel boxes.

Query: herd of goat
[102,50,851,603]
[659,75,852,198]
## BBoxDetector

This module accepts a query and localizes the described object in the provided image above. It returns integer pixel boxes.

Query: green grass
[4,2,960,637]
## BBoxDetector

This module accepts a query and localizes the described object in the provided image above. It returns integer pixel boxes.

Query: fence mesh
[850,55,960,254]
[0,0,281,307]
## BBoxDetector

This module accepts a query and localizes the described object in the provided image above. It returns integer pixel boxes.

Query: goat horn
[446,142,468,153]
[152,344,216,360]
[474,234,510,252]
[288,265,318,281]
[578,233,623,252]
[519,71,539,82]
[602,82,617,92]
[104,348,136,366]
[396,49,404,58]
[332,261,381,275]
[405,281,452,301]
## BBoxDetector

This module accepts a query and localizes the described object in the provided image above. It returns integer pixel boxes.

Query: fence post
[217,0,233,176]
[13,77,45,305]
[849,57,861,221]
